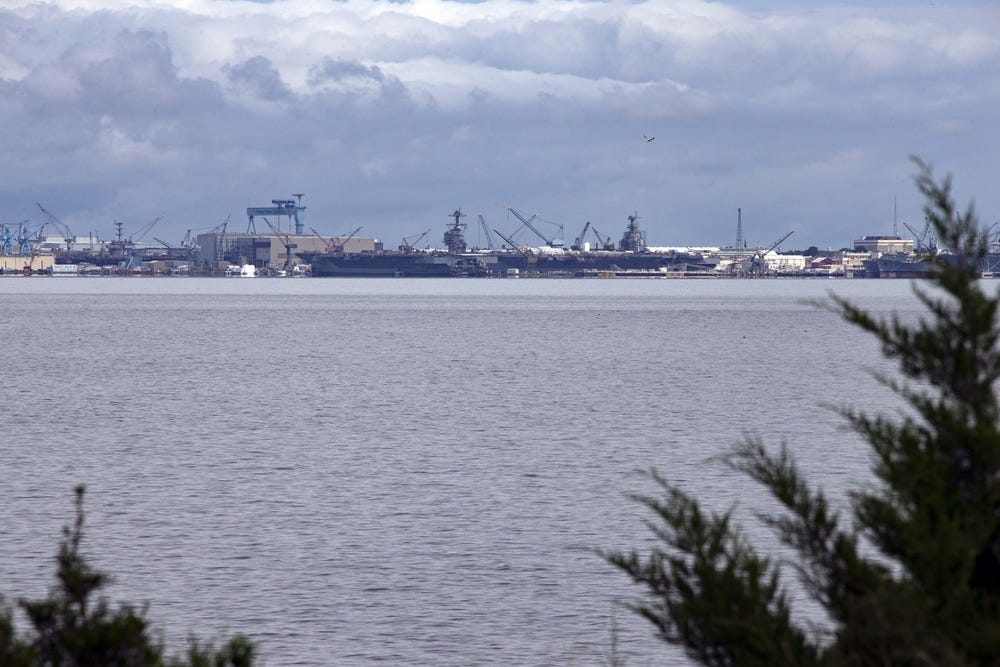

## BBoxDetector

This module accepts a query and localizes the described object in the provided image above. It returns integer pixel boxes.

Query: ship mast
[444,209,468,254]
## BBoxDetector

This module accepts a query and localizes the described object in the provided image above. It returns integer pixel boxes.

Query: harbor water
[0,277,936,665]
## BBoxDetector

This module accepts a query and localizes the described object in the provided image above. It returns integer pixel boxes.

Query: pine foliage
[0,486,257,667]
[602,159,1000,666]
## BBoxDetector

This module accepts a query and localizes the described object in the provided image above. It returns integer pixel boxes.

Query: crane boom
[492,228,530,258]
[506,206,554,246]
[590,225,614,250]
[767,230,794,253]
[401,229,430,252]
[263,217,297,274]
[573,221,591,250]
[36,203,75,250]
[331,226,363,253]
[131,216,162,243]
[477,215,495,250]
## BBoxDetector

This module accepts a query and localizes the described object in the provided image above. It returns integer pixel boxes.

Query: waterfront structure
[853,235,915,255]
[195,231,378,273]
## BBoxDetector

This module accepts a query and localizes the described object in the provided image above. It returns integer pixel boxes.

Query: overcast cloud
[1,0,998,249]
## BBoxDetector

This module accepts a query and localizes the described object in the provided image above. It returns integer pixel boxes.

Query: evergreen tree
[0,486,257,667]
[602,158,1000,666]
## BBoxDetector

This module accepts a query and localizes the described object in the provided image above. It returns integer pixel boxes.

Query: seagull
[643,135,655,142]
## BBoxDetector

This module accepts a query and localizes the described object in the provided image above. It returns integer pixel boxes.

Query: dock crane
[153,237,196,261]
[590,225,615,251]
[309,226,361,253]
[477,215,495,250]
[742,230,795,277]
[0,225,13,255]
[572,221,591,251]
[36,203,75,251]
[904,221,937,254]
[330,226,362,254]
[130,216,162,243]
[310,227,335,251]
[263,217,297,275]
[506,207,564,247]
[493,227,536,275]
[16,221,46,256]
[400,229,430,253]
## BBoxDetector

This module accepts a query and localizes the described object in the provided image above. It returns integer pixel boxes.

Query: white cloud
[0,0,998,248]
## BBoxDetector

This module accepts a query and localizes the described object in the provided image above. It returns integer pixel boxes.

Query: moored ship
[300,209,709,277]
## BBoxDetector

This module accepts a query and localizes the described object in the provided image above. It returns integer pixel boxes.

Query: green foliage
[603,158,1000,666]
[0,486,257,667]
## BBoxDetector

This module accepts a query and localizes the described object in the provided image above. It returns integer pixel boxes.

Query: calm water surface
[0,277,938,665]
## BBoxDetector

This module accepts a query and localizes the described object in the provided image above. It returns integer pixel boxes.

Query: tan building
[196,232,379,271]
[852,235,914,255]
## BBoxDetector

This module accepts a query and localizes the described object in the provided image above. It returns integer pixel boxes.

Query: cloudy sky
[1,0,998,250]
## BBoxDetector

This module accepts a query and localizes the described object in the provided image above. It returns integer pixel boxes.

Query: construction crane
[477,215,495,250]
[572,221,591,251]
[904,221,937,254]
[332,226,363,253]
[590,225,615,251]
[493,228,536,275]
[130,216,162,243]
[310,227,334,251]
[400,229,430,253]
[36,203,75,251]
[308,226,361,253]
[506,207,564,247]
[263,217,297,275]
[153,237,196,261]
[742,230,795,277]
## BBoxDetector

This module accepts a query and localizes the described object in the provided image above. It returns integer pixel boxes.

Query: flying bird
[643,135,655,142]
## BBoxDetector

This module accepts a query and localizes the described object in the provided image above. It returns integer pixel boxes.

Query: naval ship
[299,210,708,277]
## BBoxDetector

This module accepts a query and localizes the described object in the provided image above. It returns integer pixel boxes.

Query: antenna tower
[736,208,744,249]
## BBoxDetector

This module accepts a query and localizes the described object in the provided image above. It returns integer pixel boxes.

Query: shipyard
[3,198,998,279]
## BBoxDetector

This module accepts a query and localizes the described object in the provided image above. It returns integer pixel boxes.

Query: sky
[1,0,998,251]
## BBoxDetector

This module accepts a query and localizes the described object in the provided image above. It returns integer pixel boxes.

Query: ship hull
[298,252,485,277]
[300,249,707,277]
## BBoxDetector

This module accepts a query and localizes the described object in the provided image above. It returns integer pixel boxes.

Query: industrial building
[853,235,915,255]
[195,231,379,273]
[194,196,381,273]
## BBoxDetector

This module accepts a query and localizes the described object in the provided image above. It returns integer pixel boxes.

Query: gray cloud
[224,55,292,101]
[0,1,997,249]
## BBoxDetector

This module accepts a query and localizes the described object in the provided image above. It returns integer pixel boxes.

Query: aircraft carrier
[299,210,710,278]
